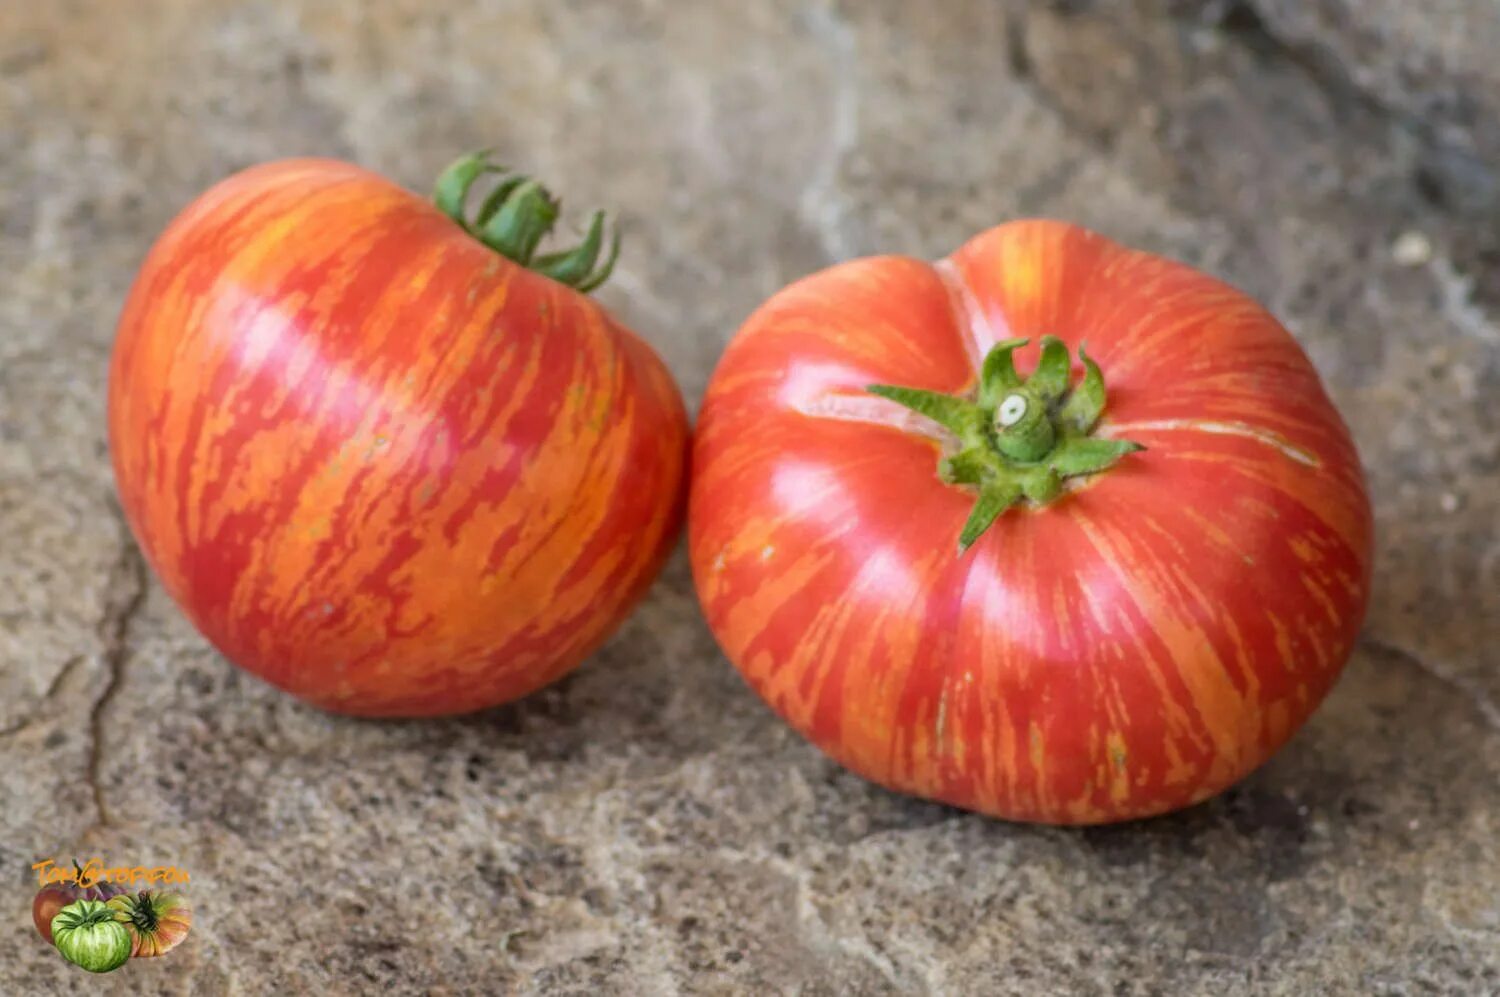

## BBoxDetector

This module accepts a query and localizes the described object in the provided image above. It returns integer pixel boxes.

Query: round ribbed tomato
[690,220,1372,824]
[107,891,192,958]
[51,900,131,973]
[110,154,688,716]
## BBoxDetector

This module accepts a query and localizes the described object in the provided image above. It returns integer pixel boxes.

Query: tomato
[51,900,132,973]
[32,866,127,944]
[109,154,688,716]
[107,890,192,958]
[689,219,1372,825]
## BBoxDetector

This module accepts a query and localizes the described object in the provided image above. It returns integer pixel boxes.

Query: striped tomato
[106,891,192,958]
[109,154,688,716]
[51,901,132,974]
[690,220,1372,824]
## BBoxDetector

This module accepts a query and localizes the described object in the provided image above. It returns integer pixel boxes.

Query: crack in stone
[45,653,86,699]
[83,519,149,831]
[0,651,89,741]
[1361,635,1500,734]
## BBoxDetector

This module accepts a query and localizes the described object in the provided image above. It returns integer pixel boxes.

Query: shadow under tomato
[416,549,736,764]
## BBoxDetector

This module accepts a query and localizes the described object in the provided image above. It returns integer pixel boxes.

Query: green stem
[127,893,161,932]
[432,151,621,292]
[869,338,1144,554]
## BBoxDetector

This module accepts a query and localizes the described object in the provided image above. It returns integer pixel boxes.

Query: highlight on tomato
[109,153,689,716]
[689,219,1373,825]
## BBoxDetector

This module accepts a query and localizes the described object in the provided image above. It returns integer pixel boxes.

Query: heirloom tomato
[690,220,1372,824]
[109,154,688,716]
[107,890,192,957]
[51,900,132,973]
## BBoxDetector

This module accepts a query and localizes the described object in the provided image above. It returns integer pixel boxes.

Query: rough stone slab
[1247,0,1500,207]
[2,1,1497,993]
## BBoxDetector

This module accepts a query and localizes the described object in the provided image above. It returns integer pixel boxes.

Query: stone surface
[1247,0,1500,210]
[2,1,1497,993]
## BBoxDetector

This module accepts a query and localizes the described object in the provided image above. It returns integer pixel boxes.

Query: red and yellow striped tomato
[109,155,688,716]
[689,220,1372,824]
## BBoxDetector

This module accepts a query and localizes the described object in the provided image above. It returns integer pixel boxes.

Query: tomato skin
[109,159,688,717]
[689,220,1372,825]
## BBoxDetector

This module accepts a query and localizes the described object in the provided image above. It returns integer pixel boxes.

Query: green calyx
[868,336,1144,554]
[120,893,159,932]
[433,150,621,292]
[54,899,116,930]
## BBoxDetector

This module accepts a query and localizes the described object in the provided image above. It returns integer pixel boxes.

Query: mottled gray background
[2,1,1497,994]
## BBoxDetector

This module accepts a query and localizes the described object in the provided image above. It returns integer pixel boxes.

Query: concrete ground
[2,1,1497,993]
